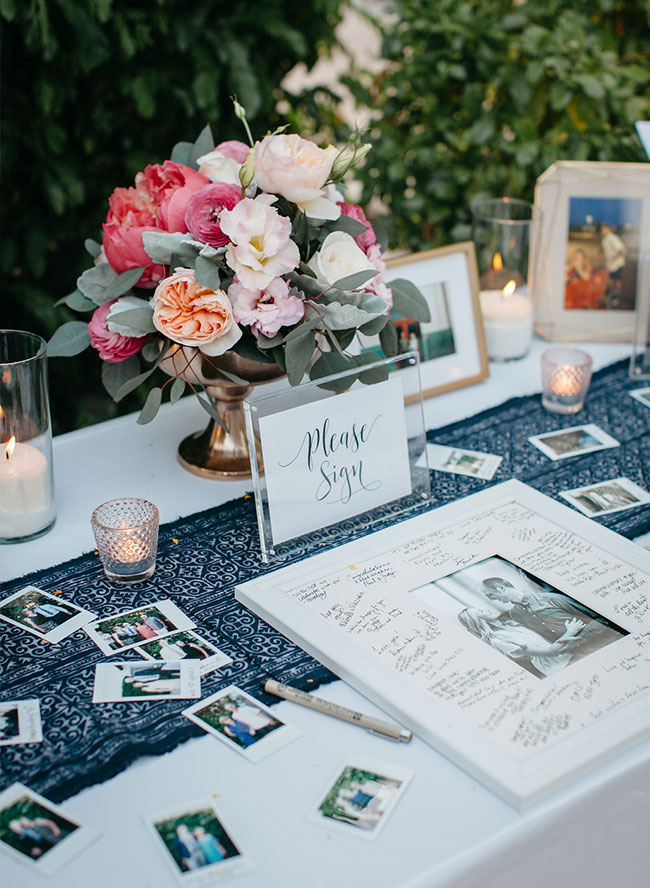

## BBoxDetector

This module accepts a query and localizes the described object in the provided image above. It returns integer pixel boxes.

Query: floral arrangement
[50,104,429,426]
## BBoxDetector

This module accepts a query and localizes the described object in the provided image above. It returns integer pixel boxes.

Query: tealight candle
[479,280,533,361]
[541,347,593,414]
[0,436,52,540]
[91,498,159,584]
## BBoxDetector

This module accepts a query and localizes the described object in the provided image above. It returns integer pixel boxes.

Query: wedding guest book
[236,480,650,807]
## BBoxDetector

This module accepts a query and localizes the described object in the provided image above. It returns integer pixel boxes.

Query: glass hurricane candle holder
[541,347,593,414]
[91,498,159,583]
[0,330,56,543]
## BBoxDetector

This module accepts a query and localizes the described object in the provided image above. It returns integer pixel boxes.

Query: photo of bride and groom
[414,556,628,678]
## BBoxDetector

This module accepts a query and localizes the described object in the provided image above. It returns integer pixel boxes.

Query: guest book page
[237,481,650,805]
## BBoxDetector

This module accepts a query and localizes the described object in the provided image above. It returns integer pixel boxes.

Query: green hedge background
[2,0,649,433]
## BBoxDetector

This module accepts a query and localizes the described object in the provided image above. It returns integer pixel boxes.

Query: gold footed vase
[160,346,285,480]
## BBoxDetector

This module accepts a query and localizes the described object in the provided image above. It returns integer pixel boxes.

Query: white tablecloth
[3,338,649,888]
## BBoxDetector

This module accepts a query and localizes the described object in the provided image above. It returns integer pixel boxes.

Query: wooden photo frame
[534,161,650,342]
[358,242,488,402]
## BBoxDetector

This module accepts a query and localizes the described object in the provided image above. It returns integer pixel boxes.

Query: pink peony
[228,277,305,338]
[220,194,300,290]
[151,267,241,356]
[184,183,241,247]
[102,220,165,289]
[216,140,250,163]
[88,301,147,363]
[338,201,377,254]
[135,161,211,233]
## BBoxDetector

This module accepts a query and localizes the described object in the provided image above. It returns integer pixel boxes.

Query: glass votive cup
[541,347,593,414]
[91,498,159,584]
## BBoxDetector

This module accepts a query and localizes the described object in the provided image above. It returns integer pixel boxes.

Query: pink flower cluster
[339,201,392,306]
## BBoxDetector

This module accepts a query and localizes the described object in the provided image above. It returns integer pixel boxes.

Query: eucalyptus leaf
[292,211,312,250]
[379,319,399,357]
[194,255,221,291]
[77,262,117,305]
[329,269,378,292]
[232,337,276,362]
[256,331,284,350]
[170,377,186,404]
[137,386,162,425]
[271,345,286,373]
[103,266,145,300]
[47,321,91,357]
[170,140,193,166]
[285,332,316,386]
[115,365,157,401]
[142,231,201,266]
[84,238,102,258]
[283,317,320,343]
[141,340,162,363]
[189,124,215,167]
[213,366,249,386]
[101,356,141,400]
[320,301,382,330]
[359,314,389,336]
[298,261,317,279]
[309,351,356,392]
[354,352,390,385]
[56,289,96,312]
[319,215,368,240]
[357,291,390,315]
[389,279,431,322]
[107,307,156,335]
[196,392,228,433]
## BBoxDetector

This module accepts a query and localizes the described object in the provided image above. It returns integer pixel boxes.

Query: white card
[309,756,413,839]
[0,586,97,644]
[561,476,650,516]
[143,796,254,886]
[0,783,99,875]
[0,699,42,746]
[183,685,301,762]
[417,443,502,479]
[84,600,195,657]
[529,424,619,460]
[135,629,232,676]
[258,375,412,545]
[629,386,650,409]
[92,660,201,702]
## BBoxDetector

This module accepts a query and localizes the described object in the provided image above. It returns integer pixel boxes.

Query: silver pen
[263,679,412,742]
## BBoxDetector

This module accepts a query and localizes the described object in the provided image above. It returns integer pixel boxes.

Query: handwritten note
[258,376,412,544]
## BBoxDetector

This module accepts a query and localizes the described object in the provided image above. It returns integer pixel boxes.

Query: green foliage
[347,0,650,250]
[1,0,347,432]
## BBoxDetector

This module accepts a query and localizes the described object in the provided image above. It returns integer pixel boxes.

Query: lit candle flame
[492,252,503,272]
[5,435,16,460]
[502,280,516,298]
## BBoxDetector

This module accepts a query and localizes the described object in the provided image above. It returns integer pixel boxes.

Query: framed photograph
[0,585,96,644]
[534,161,650,342]
[236,479,650,808]
[144,797,253,886]
[358,243,489,401]
[0,783,98,875]
[0,700,42,746]
[183,685,301,762]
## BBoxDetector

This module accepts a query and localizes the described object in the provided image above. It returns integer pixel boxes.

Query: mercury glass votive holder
[541,347,593,414]
[91,498,159,584]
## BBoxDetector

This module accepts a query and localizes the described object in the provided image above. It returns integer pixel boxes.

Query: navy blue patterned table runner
[1,357,649,802]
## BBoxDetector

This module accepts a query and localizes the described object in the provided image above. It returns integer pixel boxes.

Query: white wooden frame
[236,480,650,808]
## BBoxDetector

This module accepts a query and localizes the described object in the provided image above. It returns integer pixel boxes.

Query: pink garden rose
[228,276,305,338]
[102,219,164,289]
[216,140,250,163]
[254,134,335,204]
[220,194,300,290]
[151,268,241,356]
[134,160,211,233]
[184,183,241,247]
[338,201,377,254]
[88,301,147,363]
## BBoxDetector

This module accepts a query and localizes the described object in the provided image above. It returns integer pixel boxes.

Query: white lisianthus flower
[219,194,300,291]
[308,231,377,287]
[106,295,153,338]
[196,150,242,187]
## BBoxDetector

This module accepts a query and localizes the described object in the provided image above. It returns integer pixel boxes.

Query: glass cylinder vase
[0,330,56,542]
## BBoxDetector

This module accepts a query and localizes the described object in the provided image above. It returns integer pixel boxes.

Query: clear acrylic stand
[244,352,432,563]
[631,250,650,379]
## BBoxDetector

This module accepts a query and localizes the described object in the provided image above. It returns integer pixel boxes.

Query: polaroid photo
[0,585,97,645]
[528,423,619,461]
[183,685,301,762]
[417,443,502,480]
[92,660,201,703]
[0,783,98,875]
[561,476,650,517]
[135,630,233,676]
[144,797,253,887]
[0,700,42,746]
[310,757,413,839]
[629,386,650,409]
[84,599,195,657]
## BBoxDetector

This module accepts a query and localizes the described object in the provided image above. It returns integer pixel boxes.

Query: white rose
[308,231,377,287]
[196,150,242,186]
[254,134,335,203]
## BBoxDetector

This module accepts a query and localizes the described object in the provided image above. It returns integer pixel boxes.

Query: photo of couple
[0,706,19,743]
[414,555,628,678]
[154,807,240,874]
[93,606,174,652]
[318,766,404,834]
[0,794,77,862]
[192,691,282,749]
[0,590,78,637]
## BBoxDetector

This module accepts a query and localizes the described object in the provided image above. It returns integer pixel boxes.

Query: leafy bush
[1,0,347,432]
[345,0,650,250]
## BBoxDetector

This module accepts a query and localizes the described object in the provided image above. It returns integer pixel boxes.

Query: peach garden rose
[151,268,241,356]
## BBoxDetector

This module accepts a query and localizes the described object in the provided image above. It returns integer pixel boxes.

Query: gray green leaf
[47,321,91,357]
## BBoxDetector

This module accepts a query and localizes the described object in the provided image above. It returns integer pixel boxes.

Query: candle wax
[479,289,533,361]
[0,440,52,539]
